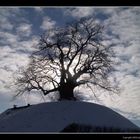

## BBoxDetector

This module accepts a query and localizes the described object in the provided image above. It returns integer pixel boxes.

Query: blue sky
[0,7,140,127]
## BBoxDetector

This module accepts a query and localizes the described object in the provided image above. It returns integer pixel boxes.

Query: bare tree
[15,18,117,101]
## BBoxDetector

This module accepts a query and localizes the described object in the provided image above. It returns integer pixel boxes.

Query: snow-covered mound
[0,101,139,132]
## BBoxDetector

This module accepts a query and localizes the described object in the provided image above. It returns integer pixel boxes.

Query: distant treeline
[61,123,140,132]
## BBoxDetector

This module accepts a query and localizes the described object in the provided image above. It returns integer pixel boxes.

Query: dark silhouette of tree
[15,18,118,101]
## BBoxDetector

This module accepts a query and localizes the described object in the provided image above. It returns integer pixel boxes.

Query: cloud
[0,45,30,97]
[64,7,120,19]
[40,16,56,30]
[0,8,24,31]
[104,8,140,43]
[16,23,32,37]
[105,8,140,82]
[0,37,39,74]
[0,7,140,127]
[0,8,48,113]
[0,38,40,114]
[0,31,19,45]
[0,17,13,30]
[0,8,40,110]
[15,36,39,54]
[94,7,140,126]
[0,7,20,17]
[64,7,95,18]
[34,7,44,14]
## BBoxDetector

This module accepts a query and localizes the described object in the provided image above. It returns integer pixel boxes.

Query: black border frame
[0,0,140,139]
[0,0,140,6]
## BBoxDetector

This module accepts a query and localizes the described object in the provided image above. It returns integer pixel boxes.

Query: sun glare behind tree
[14,17,118,101]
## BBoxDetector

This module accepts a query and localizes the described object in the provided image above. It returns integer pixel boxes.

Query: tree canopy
[15,17,118,101]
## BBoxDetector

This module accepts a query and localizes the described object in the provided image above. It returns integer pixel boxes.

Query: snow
[0,101,139,132]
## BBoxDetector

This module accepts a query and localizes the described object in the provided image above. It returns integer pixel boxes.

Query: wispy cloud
[40,16,56,30]
[0,8,39,107]
[0,31,18,45]
[0,17,13,30]
[16,23,32,37]
[0,8,18,30]
[64,7,95,18]
[98,7,140,126]
[34,7,44,14]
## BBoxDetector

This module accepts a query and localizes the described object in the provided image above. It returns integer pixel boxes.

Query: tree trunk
[59,83,76,101]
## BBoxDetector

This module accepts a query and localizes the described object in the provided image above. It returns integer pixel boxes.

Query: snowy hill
[0,101,139,132]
